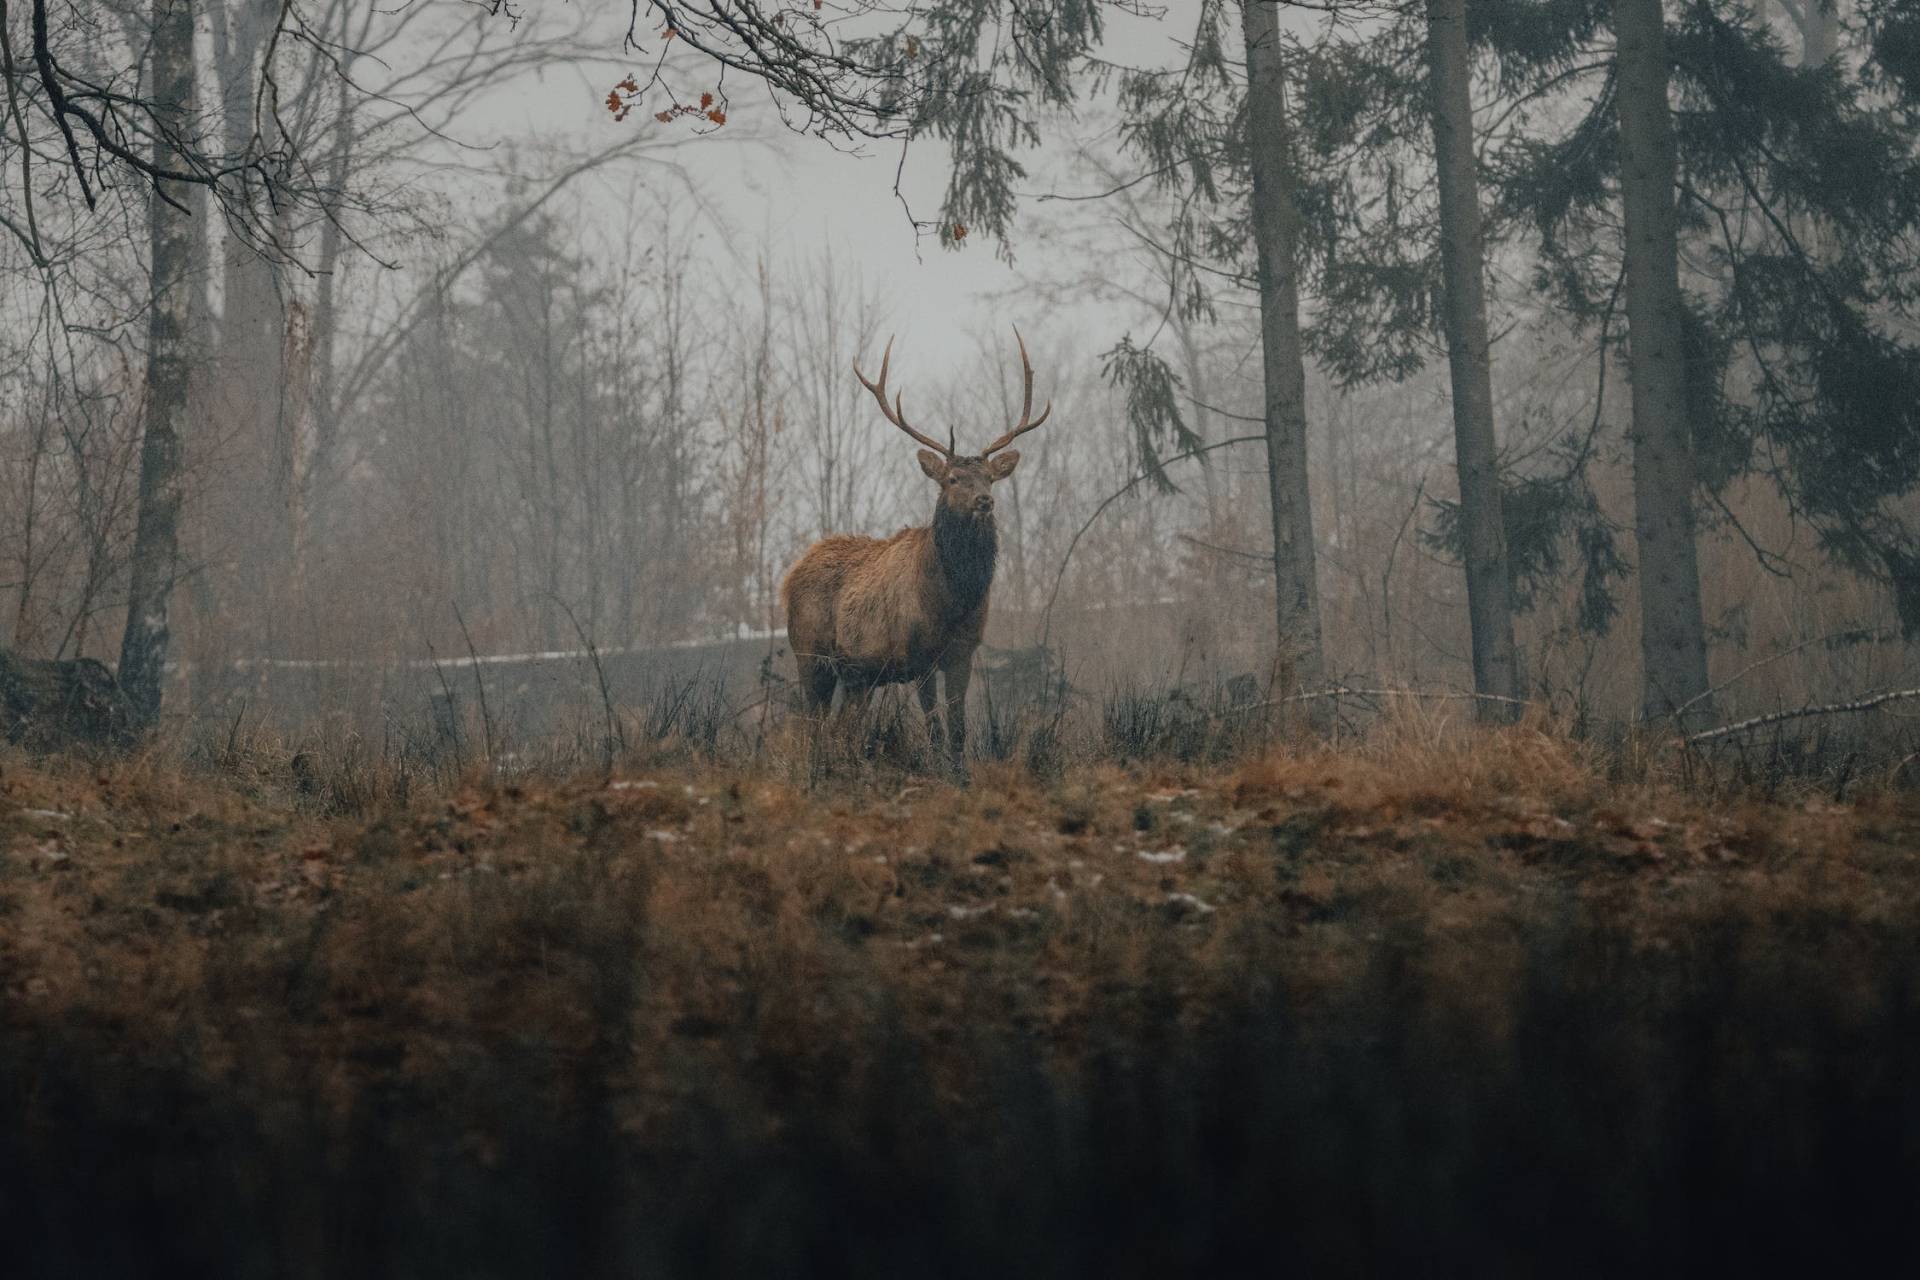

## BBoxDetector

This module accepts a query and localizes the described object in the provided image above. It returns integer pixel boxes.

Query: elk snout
[973,493,995,515]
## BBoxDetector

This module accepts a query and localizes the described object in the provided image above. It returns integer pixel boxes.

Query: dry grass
[5,719,1915,1082]
[5,721,1920,1273]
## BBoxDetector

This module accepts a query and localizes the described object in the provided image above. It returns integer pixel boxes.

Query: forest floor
[4,727,1920,1274]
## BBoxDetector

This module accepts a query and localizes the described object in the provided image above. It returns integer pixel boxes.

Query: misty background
[0,0,1912,743]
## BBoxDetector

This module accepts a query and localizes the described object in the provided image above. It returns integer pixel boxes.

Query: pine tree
[1243,0,1328,693]
[1426,0,1522,717]
[1612,0,1712,721]
[1303,0,1920,721]
[1483,0,1920,716]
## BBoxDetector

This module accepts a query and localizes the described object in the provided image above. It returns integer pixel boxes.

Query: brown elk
[781,330,1053,773]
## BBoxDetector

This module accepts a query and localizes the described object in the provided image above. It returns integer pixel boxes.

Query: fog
[1,0,1912,750]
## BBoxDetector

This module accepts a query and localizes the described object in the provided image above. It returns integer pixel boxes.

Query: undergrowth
[3,709,1919,1274]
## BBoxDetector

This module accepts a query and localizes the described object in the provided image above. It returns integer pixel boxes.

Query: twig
[1668,626,1895,724]
[223,696,249,762]
[1688,688,1920,744]
[423,641,467,772]
[1176,533,1271,566]
[551,593,626,777]
[1380,475,1426,658]
[1041,434,1264,652]
[451,600,494,775]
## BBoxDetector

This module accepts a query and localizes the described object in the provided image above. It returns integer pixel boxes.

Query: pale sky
[442,1,1220,356]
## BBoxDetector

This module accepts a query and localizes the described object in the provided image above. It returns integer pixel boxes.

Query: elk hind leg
[793,655,837,769]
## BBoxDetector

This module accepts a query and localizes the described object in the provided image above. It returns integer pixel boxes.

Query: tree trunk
[118,0,198,729]
[303,19,357,514]
[1777,0,1838,66]
[1425,0,1522,721]
[1240,0,1326,699]
[210,0,291,629]
[1613,0,1712,724]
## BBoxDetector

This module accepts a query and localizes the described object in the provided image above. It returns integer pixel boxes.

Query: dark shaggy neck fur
[932,504,997,615]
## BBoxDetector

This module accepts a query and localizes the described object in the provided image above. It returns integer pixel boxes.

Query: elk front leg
[939,650,973,780]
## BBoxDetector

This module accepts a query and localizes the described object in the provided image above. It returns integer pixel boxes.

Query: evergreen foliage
[1299,0,1920,634]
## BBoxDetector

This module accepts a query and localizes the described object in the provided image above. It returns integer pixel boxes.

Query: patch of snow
[20,809,71,822]
[1137,849,1187,864]
[608,780,659,791]
[645,829,682,843]
[1166,892,1216,915]
[946,904,993,920]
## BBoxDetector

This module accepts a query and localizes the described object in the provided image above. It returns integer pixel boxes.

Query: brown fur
[782,452,1019,768]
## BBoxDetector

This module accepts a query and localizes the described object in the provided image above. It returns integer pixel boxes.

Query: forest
[4,0,1920,1272]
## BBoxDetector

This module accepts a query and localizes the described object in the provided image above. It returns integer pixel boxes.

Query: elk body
[782,332,1052,772]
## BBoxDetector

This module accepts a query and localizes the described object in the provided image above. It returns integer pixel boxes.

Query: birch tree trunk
[1240,0,1326,698]
[118,0,198,728]
[1425,0,1521,719]
[1613,0,1712,723]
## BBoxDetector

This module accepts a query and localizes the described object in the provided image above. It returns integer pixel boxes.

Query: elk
[781,330,1052,773]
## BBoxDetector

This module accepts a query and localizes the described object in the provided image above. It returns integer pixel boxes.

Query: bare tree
[784,245,886,539]
[118,0,197,727]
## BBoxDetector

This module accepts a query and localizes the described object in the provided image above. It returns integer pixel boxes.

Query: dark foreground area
[9,916,1919,1276]
[3,738,1918,1275]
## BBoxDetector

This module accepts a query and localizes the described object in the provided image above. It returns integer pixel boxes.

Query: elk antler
[854,337,952,457]
[981,327,1052,457]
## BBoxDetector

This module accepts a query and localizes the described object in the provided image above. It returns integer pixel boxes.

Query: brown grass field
[5,715,1920,1275]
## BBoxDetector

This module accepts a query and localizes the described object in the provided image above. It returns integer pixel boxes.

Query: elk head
[853,329,1053,524]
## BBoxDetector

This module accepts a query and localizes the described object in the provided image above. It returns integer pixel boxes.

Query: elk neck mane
[930,502,997,614]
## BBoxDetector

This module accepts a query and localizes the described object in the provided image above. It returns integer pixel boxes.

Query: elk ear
[916,449,947,480]
[986,450,1021,481]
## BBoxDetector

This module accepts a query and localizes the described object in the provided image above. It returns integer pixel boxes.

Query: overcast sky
[444,2,1226,358]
